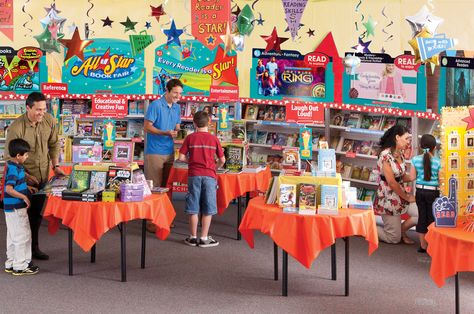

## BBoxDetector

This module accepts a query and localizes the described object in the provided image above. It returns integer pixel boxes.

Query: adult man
[144,79,183,232]
[5,92,65,260]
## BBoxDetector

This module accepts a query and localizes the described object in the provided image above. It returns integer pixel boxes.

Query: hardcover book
[112,142,134,163]
[381,117,397,131]
[298,183,317,211]
[279,183,297,207]
[344,113,362,128]
[231,120,246,142]
[244,104,259,120]
[70,170,91,191]
[107,166,132,193]
[89,171,108,191]
[320,184,339,209]
[317,149,336,173]
[72,138,103,163]
[263,106,276,121]
[274,106,286,122]
[61,115,76,136]
[224,144,245,173]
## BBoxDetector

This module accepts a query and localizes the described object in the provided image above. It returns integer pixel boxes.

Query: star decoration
[34,28,61,53]
[462,108,474,130]
[48,22,60,40]
[408,28,438,65]
[44,3,61,14]
[256,13,265,26]
[351,37,372,53]
[68,23,77,34]
[163,20,183,47]
[307,28,315,37]
[362,16,377,37]
[40,9,66,30]
[261,27,288,52]
[206,35,216,45]
[406,5,443,37]
[150,5,166,22]
[59,27,94,62]
[120,17,138,33]
[202,46,238,86]
[145,22,152,29]
[232,5,241,17]
[220,23,235,56]
[101,16,113,27]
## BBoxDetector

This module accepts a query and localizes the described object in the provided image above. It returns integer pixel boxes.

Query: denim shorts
[185,176,218,216]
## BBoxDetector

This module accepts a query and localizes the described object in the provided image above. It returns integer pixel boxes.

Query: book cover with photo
[244,104,259,120]
[263,106,276,121]
[255,130,268,144]
[344,113,362,128]
[185,102,200,117]
[275,133,288,146]
[231,120,246,142]
[340,138,354,153]
[274,106,286,122]
[332,112,345,126]
[298,183,317,211]
[266,132,278,145]
[279,183,297,208]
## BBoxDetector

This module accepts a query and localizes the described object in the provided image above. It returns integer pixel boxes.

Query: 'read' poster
[153,40,238,100]
[250,48,333,101]
[0,46,46,93]
[343,52,426,112]
[62,39,146,94]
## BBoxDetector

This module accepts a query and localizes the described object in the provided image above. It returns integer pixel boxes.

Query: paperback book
[279,183,297,208]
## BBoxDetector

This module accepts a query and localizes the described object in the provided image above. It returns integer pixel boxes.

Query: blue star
[131,66,138,73]
[256,13,265,26]
[351,37,372,53]
[145,22,152,29]
[206,35,215,45]
[163,21,184,47]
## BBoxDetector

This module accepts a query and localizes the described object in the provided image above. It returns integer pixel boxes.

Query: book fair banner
[250,48,334,102]
[153,40,238,100]
[0,46,47,94]
[191,0,230,50]
[62,39,146,94]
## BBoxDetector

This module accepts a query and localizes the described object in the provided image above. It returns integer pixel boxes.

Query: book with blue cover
[317,149,336,175]
[320,184,339,209]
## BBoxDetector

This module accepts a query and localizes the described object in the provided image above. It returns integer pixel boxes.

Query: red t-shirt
[179,131,224,179]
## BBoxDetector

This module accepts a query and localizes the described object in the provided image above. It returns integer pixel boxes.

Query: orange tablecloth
[426,224,474,287]
[166,167,272,214]
[239,196,379,268]
[43,194,176,252]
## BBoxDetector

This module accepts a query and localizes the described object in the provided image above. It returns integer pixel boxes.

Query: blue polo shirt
[145,96,181,155]
[3,161,28,212]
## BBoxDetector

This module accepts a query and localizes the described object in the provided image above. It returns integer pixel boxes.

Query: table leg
[68,228,73,276]
[344,237,350,296]
[455,272,459,314]
[282,250,288,296]
[141,219,146,269]
[237,197,242,240]
[273,242,278,281]
[90,245,96,263]
[245,192,250,208]
[119,222,127,282]
[331,243,336,281]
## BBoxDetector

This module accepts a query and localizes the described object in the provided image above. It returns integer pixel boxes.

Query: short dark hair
[8,139,30,157]
[193,111,209,128]
[166,79,183,92]
[26,92,46,108]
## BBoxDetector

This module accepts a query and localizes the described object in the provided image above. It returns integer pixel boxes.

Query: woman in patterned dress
[374,125,417,244]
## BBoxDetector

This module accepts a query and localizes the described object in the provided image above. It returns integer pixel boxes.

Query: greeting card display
[343,53,426,112]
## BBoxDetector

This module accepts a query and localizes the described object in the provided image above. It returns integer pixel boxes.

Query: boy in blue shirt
[3,139,39,275]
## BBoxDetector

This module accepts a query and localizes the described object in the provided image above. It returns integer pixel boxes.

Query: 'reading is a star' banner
[0,0,14,41]
[191,0,230,50]
[281,0,308,41]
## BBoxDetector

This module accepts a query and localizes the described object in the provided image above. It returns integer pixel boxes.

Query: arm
[5,125,39,185]
[144,120,174,136]
[178,153,188,163]
[5,185,30,208]
[48,119,65,176]
[382,161,415,202]
[404,163,416,182]
[216,156,225,169]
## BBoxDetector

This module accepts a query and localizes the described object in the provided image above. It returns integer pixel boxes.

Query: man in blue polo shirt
[144,79,183,232]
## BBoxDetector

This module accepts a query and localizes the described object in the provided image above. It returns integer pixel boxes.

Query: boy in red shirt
[179,111,225,247]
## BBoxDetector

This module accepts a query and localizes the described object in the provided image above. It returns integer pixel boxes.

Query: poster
[153,40,238,99]
[62,39,146,94]
[0,0,13,41]
[0,46,46,93]
[439,56,474,110]
[343,53,426,112]
[191,0,230,50]
[250,48,334,101]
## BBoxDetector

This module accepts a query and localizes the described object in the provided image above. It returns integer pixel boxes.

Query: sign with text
[41,83,68,96]
[191,0,230,50]
[91,96,128,117]
[209,85,238,101]
[286,102,324,124]
[0,0,13,41]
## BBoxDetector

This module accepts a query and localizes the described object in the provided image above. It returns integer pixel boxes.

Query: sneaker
[184,237,199,247]
[199,236,219,248]
[12,265,39,276]
[4,267,13,273]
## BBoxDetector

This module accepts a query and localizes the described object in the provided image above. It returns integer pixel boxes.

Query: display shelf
[342,177,378,186]
[335,151,378,160]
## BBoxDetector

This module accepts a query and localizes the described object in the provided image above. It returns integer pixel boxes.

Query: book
[115,120,129,138]
[217,130,232,143]
[274,106,286,122]
[208,121,217,136]
[257,108,265,120]
[369,116,383,130]
[344,113,362,128]
[132,168,152,196]
[320,184,339,209]
[224,144,245,173]
[242,165,266,173]
[317,149,336,173]
[107,166,132,193]
[332,112,345,126]
[70,170,91,191]
[112,142,134,163]
[72,138,103,163]
[265,177,279,204]
[359,141,373,155]
[362,189,376,202]
[286,134,298,147]
[127,119,144,138]
[266,132,277,145]
[275,133,288,146]
[76,120,94,137]
[61,115,76,136]
[340,138,354,153]
[185,102,200,117]
[359,115,373,129]
[351,166,362,179]
[282,147,300,171]
[93,120,104,137]
[348,200,373,210]
[263,106,275,121]
[282,206,299,213]
[255,130,268,144]
[381,117,397,131]
[89,171,108,191]
[279,184,297,207]
[360,167,371,181]
[244,104,259,120]
[298,183,317,211]
[342,163,352,178]
[267,154,283,170]
[231,120,246,142]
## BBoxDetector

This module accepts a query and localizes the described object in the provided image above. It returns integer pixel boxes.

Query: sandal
[401,234,415,245]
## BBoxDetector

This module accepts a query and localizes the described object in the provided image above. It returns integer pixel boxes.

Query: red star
[261,27,288,53]
[96,48,111,71]
[59,27,94,62]
[203,46,238,86]
[462,108,474,130]
[150,5,166,22]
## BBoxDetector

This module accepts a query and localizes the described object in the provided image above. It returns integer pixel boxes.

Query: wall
[2,0,473,96]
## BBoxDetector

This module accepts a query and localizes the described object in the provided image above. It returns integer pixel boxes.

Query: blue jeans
[185,176,217,216]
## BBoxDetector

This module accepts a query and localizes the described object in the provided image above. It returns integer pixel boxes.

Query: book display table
[166,166,272,239]
[43,194,176,282]
[426,224,474,314]
[239,196,378,296]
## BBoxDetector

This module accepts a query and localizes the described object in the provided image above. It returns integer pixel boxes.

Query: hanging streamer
[21,0,33,37]
[381,6,394,42]
[86,0,95,38]
[251,0,261,10]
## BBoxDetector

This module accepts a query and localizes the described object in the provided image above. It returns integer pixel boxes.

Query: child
[3,139,39,275]
[409,134,440,253]
[179,111,226,247]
